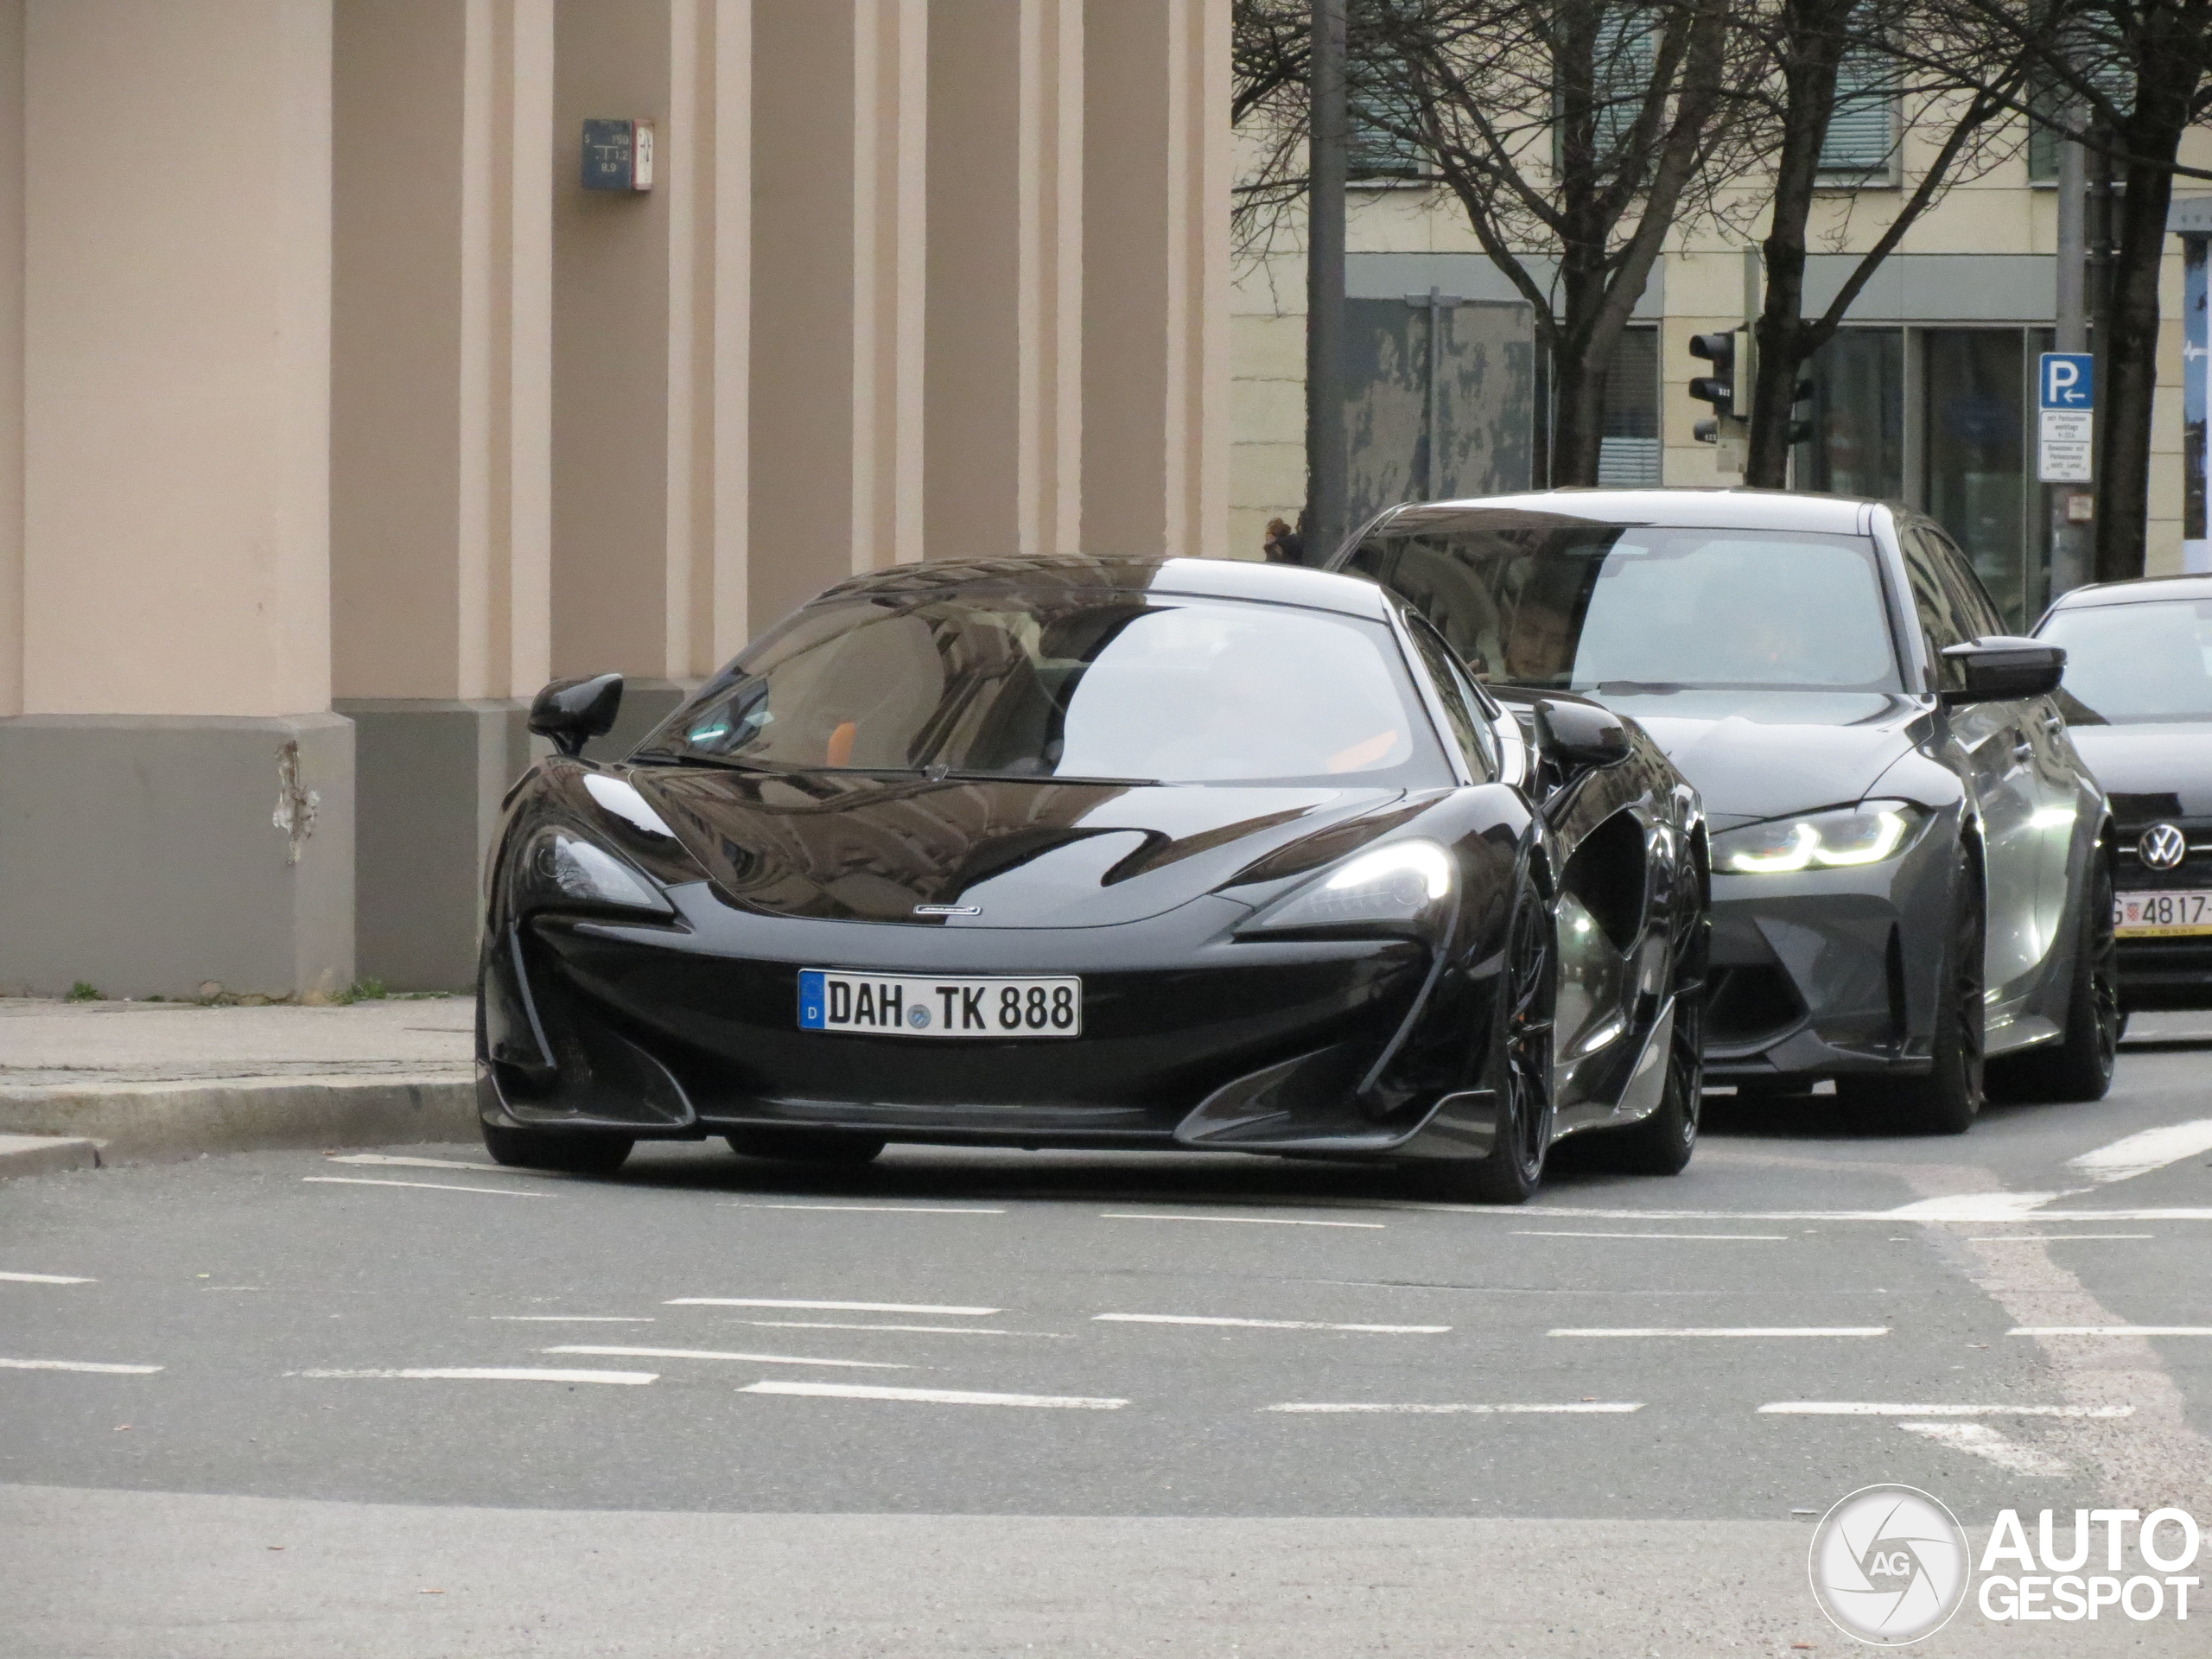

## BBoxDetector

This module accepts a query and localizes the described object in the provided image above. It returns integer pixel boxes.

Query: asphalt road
[7,1020,2212,1657]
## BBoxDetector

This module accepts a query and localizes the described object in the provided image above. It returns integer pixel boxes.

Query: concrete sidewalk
[0,997,475,1172]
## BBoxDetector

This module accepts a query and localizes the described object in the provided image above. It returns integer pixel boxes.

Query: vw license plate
[798,969,1081,1038]
[2114,889,2212,938]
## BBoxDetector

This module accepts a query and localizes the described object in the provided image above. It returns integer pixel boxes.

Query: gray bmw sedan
[1333,489,2116,1134]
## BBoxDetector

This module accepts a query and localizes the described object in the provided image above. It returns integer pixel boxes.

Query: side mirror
[1940,637,2064,704]
[1535,699,1632,774]
[529,673,624,759]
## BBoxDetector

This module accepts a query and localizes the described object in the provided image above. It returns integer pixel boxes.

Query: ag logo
[2139,823,2188,872]
[1808,1484,1969,1645]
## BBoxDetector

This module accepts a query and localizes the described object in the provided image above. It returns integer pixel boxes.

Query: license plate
[797,970,1081,1038]
[2114,890,2212,938]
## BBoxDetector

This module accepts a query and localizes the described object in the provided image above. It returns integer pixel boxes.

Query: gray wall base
[0,713,355,1000]
[338,698,537,993]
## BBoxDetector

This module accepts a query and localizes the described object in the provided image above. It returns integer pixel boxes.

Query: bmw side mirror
[530,672,624,759]
[1939,638,2064,704]
[1535,700,1631,776]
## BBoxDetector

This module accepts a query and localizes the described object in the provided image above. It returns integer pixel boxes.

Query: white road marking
[488,1316,655,1323]
[2008,1325,2212,1337]
[1098,1213,1384,1229]
[665,1298,1000,1315]
[325,1154,518,1173]
[1094,1313,1448,1333]
[727,1203,1006,1215]
[741,1380,1125,1409]
[0,1272,96,1284]
[1967,1235,2153,1243]
[1381,1203,2212,1222]
[1885,1192,2069,1220]
[1264,1402,1643,1414]
[1759,1402,2133,1418]
[739,1336,1065,1344]
[1557,1336,1885,1344]
[0,1357,162,1375]
[1898,1421,2071,1476]
[302,1177,551,1198]
[543,1345,908,1369]
[292,1368,655,1384]
[1515,1231,1789,1242]
[2067,1119,2212,1185]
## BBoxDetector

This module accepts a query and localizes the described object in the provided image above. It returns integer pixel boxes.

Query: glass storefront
[1793,325,2056,628]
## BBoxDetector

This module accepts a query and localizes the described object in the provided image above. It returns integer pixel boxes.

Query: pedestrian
[1262,517,1304,565]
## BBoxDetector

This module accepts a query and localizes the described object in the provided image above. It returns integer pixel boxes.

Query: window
[2028,54,2137,181]
[1349,60,1431,181]
[1793,328,1904,499]
[1819,50,1896,180]
[1555,7,1661,170]
[1900,526,1978,690]
[1406,614,1499,777]
[1598,327,1661,486]
[2038,599,2212,722]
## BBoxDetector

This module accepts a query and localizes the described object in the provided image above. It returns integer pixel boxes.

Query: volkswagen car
[1332,490,2116,1133]
[476,555,1707,1204]
[2037,573,2212,1009]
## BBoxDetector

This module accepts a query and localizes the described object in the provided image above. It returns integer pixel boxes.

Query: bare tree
[1235,0,1740,486]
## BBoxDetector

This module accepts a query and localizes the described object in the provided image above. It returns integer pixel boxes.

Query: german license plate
[797,970,1081,1038]
[2114,890,2212,937]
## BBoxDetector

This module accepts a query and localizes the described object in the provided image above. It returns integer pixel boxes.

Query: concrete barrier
[0,1075,476,1165]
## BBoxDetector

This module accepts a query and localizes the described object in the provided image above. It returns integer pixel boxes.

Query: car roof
[2044,571,2212,611]
[1361,487,1876,538]
[812,553,1395,620]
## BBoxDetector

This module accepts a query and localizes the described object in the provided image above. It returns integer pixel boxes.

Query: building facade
[1231,106,2212,630]
[0,0,1231,1000]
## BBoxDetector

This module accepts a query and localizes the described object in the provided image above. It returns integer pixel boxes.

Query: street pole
[1306,0,1349,564]
[2050,124,2092,601]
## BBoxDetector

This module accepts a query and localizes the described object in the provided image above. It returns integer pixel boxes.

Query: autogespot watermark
[1808,1485,2203,1644]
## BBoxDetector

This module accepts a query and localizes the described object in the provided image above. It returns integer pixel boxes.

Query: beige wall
[0,0,22,715]
[23,0,333,718]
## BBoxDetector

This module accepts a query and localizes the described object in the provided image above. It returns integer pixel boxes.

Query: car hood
[625,767,1415,927]
[2065,721,2212,820]
[1579,689,1926,828]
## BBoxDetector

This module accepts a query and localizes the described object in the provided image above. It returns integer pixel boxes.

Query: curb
[0,1132,104,1179]
[0,1075,477,1166]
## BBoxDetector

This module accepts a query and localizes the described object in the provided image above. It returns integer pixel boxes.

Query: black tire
[481,1121,634,1174]
[726,1128,887,1166]
[1598,907,1708,1177]
[1987,837,2118,1104]
[1838,843,1985,1135]
[1440,893,1558,1205]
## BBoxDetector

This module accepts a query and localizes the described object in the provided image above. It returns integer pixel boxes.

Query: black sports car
[1332,490,2117,1134]
[2037,573,2212,1009]
[476,555,1707,1204]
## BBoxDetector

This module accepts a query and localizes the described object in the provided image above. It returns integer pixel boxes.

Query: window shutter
[1819,54,1893,174]
[1592,10,1661,156]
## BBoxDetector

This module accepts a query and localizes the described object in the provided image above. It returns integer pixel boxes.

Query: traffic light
[1689,330,1745,444]
[1789,376,1815,447]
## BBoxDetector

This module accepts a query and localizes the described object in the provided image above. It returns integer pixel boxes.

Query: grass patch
[65,981,103,1003]
[333,978,389,1006]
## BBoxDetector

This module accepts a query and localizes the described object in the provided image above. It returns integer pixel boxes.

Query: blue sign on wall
[2039,352,2094,410]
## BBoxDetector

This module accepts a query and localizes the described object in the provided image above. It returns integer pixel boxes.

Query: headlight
[1713,800,1924,874]
[1238,838,1455,935]
[518,826,674,918]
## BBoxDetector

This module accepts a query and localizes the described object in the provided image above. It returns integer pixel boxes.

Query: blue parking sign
[2040,352,2094,410]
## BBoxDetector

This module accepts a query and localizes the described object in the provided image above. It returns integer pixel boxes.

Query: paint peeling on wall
[273,741,321,865]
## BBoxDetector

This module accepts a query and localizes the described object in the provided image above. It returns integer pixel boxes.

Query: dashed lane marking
[0,1272,95,1284]
[543,1345,908,1369]
[741,1380,1126,1409]
[488,1316,655,1323]
[291,1368,655,1384]
[1515,1231,1789,1242]
[1548,1336,1893,1344]
[1759,1402,2133,1418]
[665,1298,1000,1315]
[736,1321,1066,1338]
[302,1177,552,1198]
[1898,1421,2072,1476]
[0,1357,162,1375]
[1967,1235,2153,1243]
[2067,1119,2212,1185]
[1264,1402,1643,1414]
[1099,1213,1384,1229]
[2007,1325,2212,1337]
[726,1203,1007,1215]
[1094,1313,1448,1333]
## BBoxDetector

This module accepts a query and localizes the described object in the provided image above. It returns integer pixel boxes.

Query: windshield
[645,588,1451,787]
[2039,597,2212,723]
[1346,520,1903,694]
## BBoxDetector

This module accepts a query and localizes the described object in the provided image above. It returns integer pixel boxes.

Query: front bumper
[1700,845,1952,1085]
[479,882,1504,1159]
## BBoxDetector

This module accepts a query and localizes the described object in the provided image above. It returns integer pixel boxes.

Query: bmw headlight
[518,826,674,918]
[1712,800,1925,874]
[1238,839,1455,936]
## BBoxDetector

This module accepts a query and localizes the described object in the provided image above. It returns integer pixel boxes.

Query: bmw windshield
[1344,521,1903,694]
[644,587,1452,788]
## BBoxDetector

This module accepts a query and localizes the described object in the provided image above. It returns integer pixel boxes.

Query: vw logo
[2139,823,2189,872]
